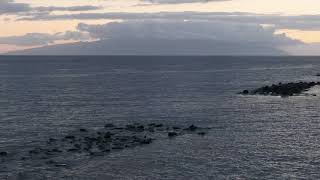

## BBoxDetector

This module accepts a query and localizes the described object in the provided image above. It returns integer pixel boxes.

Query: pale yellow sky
[1,0,320,53]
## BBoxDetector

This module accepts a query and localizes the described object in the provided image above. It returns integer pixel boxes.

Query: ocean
[1,56,320,179]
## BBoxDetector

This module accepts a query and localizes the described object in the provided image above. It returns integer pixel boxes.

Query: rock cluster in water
[0,123,209,168]
[241,82,320,97]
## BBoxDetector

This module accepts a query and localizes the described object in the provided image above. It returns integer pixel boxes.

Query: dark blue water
[1,56,320,179]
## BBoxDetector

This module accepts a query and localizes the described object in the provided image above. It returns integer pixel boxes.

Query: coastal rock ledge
[240,82,320,97]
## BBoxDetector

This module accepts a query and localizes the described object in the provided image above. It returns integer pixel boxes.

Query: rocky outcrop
[241,82,320,97]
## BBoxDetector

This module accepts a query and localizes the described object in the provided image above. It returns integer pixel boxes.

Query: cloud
[33,6,101,12]
[0,0,101,15]
[141,0,230,4]
[0,31,90,46]
[0,19,300,55]
[0,0,29,14]
[20,11,320,31]
[0,18,300,48]
[282,43,320,56]
[76,20,300,46]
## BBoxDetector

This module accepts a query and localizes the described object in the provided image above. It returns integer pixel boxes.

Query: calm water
[1,56,320,179]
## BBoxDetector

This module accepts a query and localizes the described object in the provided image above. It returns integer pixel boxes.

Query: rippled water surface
[1,56,320,179]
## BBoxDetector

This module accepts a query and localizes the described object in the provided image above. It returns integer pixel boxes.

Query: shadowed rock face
[241,82,320,97]
[0,123,209,169]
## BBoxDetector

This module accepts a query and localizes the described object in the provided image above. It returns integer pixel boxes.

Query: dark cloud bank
[6,20,296,55]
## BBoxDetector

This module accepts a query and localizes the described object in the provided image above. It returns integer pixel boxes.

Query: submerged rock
[168,132,178,137]
[79,128,87,132]
[198,132,206,136]
[242,90,249,94]
[1,122,211,172]
[104,123,115,128]
[0,151,7,156]
[65,135,75,139]
[155,124,163,128]
[185,125,198,131]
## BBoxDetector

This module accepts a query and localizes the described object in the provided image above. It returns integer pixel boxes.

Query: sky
[1,0,320,55]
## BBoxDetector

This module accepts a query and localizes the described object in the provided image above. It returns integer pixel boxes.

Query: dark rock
[155,124,163,128]
[80,128,87,132]
[29,148,42,154]
[85,137,98,142]
[185,125,198,131]
[83,147,91,151]
[147,127,155,132]
[68,148,79,152]
[49,138,57,142]
[74,144,81,149]
[49,148,62,153]
[118,136,130,142]
[198,132,206,136]
[90,152,104,156]
[126,125,135,130]
[126,124,144,132]
[104,132,112,139]
[97,144,107,150]
[65,135,75,139]
[47,160,68,167]
[242,90,249,94]
[140,138,153,144]
[55,163,68,167]
[16,123,209,164]
[112,146,124,150]
[0,151,7,156]
[105,123,115,128]
[241,82,320,97]
[46,160,56,164]
[168,132,178,137]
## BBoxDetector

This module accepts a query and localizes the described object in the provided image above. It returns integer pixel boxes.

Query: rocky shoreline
[240,82,320,97]
[0,123,210,168]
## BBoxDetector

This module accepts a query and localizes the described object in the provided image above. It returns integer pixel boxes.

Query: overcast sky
[1,0,320,55]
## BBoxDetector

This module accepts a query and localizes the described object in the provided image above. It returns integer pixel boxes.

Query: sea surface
[1,56,320,179]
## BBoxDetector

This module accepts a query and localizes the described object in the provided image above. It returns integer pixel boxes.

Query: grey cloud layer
[142,0,229,4]
[0,0,101,15]
[77,20,299,46]
[0,19,300,47]
[0,31,90,46]
[0,0,221,15]
[20,11,320,31]
[0,0,29,14]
